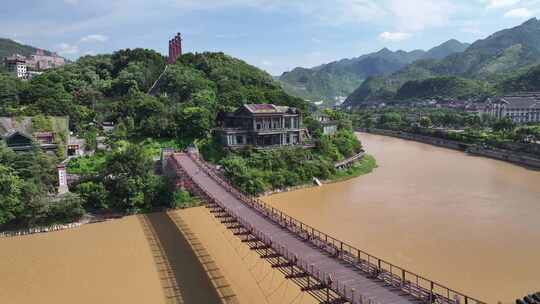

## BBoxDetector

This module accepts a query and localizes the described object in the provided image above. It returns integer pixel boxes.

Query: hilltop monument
[167,33,182,64]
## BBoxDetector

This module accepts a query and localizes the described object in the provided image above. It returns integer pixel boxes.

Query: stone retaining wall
[0,222,84,238]
[362,128,540,169]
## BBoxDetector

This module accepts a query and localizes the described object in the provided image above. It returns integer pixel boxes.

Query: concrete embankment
[362,128,540,169]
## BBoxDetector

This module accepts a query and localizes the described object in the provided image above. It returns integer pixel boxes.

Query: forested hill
[0,38,57,59]
[344,18,540,106]
[0,49,307,140]
[278,40,469,103]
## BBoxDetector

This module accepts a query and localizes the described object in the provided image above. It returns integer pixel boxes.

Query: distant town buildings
[166,33,183,64]
[484,92,540,124]
[3,49,65,80]
[26,49,65,70]
[215,104,311,150]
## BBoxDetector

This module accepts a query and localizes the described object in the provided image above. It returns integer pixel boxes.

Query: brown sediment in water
[0,216,165,304]
[263,132,540,304]
[0,207,320,304]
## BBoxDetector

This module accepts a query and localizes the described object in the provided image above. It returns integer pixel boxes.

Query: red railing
[185,152,486,304]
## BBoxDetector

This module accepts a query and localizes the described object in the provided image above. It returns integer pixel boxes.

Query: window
[236,135,244,144]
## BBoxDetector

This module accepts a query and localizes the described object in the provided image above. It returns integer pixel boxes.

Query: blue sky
[1,0,539,75]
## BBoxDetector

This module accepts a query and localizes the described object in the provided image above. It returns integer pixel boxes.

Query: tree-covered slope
[344,18,540,106]
[396,77,495,100]
[1,50,307,141]
[279,40,469,103]
[499,63,540,92]
[0,38,56,59]
[161,52,305,111]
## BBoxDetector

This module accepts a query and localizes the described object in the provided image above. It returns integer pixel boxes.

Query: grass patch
[328,154,377,183]
[66,153,107,175]
[136,138,186,158]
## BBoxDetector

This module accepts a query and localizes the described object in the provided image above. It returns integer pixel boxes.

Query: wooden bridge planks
[173,154,417,304]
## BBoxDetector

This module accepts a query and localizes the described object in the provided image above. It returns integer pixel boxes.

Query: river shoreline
[361,128,540,169]
[262,153,377,196]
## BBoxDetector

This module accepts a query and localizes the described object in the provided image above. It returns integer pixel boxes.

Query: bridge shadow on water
[143,212,223,304]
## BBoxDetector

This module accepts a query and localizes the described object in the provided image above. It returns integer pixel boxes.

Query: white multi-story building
[4,54,28,79]
[484,93,540,124]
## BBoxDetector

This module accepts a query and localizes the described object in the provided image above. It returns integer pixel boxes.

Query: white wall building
[484,93,540,124]
[5,54,28,79]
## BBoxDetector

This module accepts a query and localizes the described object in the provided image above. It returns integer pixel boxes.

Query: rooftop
[498,93,540,109]
[243,104,298,114]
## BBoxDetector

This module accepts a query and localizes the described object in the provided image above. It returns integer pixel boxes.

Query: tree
[74,181,108,210]
[101,144,154,212]
[493,118,515,132]
[419,116,433,128]
[175,106,212,141]
[0,165,23,225]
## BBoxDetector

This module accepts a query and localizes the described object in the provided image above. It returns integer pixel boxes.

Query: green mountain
[344,18,540,106]
[0,38,55,59]
[396,76,495,100]
[278,40,469,103]
[499,63,540,92]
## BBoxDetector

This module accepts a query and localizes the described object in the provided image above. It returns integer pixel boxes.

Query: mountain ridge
[344,18,540,106]
[278,39,470,103]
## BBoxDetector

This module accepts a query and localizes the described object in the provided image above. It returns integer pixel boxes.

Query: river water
[263,132,540,304]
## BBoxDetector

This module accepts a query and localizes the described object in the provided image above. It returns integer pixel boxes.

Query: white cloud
[379,31,412,41]
[56,43,79,55]
[80,34,108,43]
[64,0,79,5]
[261,60,273,67]
[504,7,533,18]
[482,0,521,9]
[387,0,456,31]
[460,27,484,35]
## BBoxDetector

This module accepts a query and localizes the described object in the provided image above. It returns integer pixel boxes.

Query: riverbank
[363,128,540,169]
[262,153,377,196]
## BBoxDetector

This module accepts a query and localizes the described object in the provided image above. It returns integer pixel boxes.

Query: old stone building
[215,104,311,149]
[484,93,540,124]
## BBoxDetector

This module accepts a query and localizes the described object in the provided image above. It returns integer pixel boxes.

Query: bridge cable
[206,209,273,304]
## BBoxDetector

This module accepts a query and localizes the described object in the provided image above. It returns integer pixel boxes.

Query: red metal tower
[167,33,182,64]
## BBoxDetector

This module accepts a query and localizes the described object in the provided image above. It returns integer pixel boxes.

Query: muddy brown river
[263,132,540,304]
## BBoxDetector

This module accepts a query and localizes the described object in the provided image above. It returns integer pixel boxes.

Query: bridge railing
[188,161,381,304]
[186,152,486,304]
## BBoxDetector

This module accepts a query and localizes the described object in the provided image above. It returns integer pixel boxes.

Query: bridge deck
[174,153,417,304]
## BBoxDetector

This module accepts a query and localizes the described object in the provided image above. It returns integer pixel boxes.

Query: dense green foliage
[0,143,86,228]
[396,77,495,100]
[280,41,469,103]
[345,18,540,106]
[499,64,540,92]
[72,143,173,214]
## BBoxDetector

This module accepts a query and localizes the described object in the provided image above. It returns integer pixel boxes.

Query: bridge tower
[167,32,182,64]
